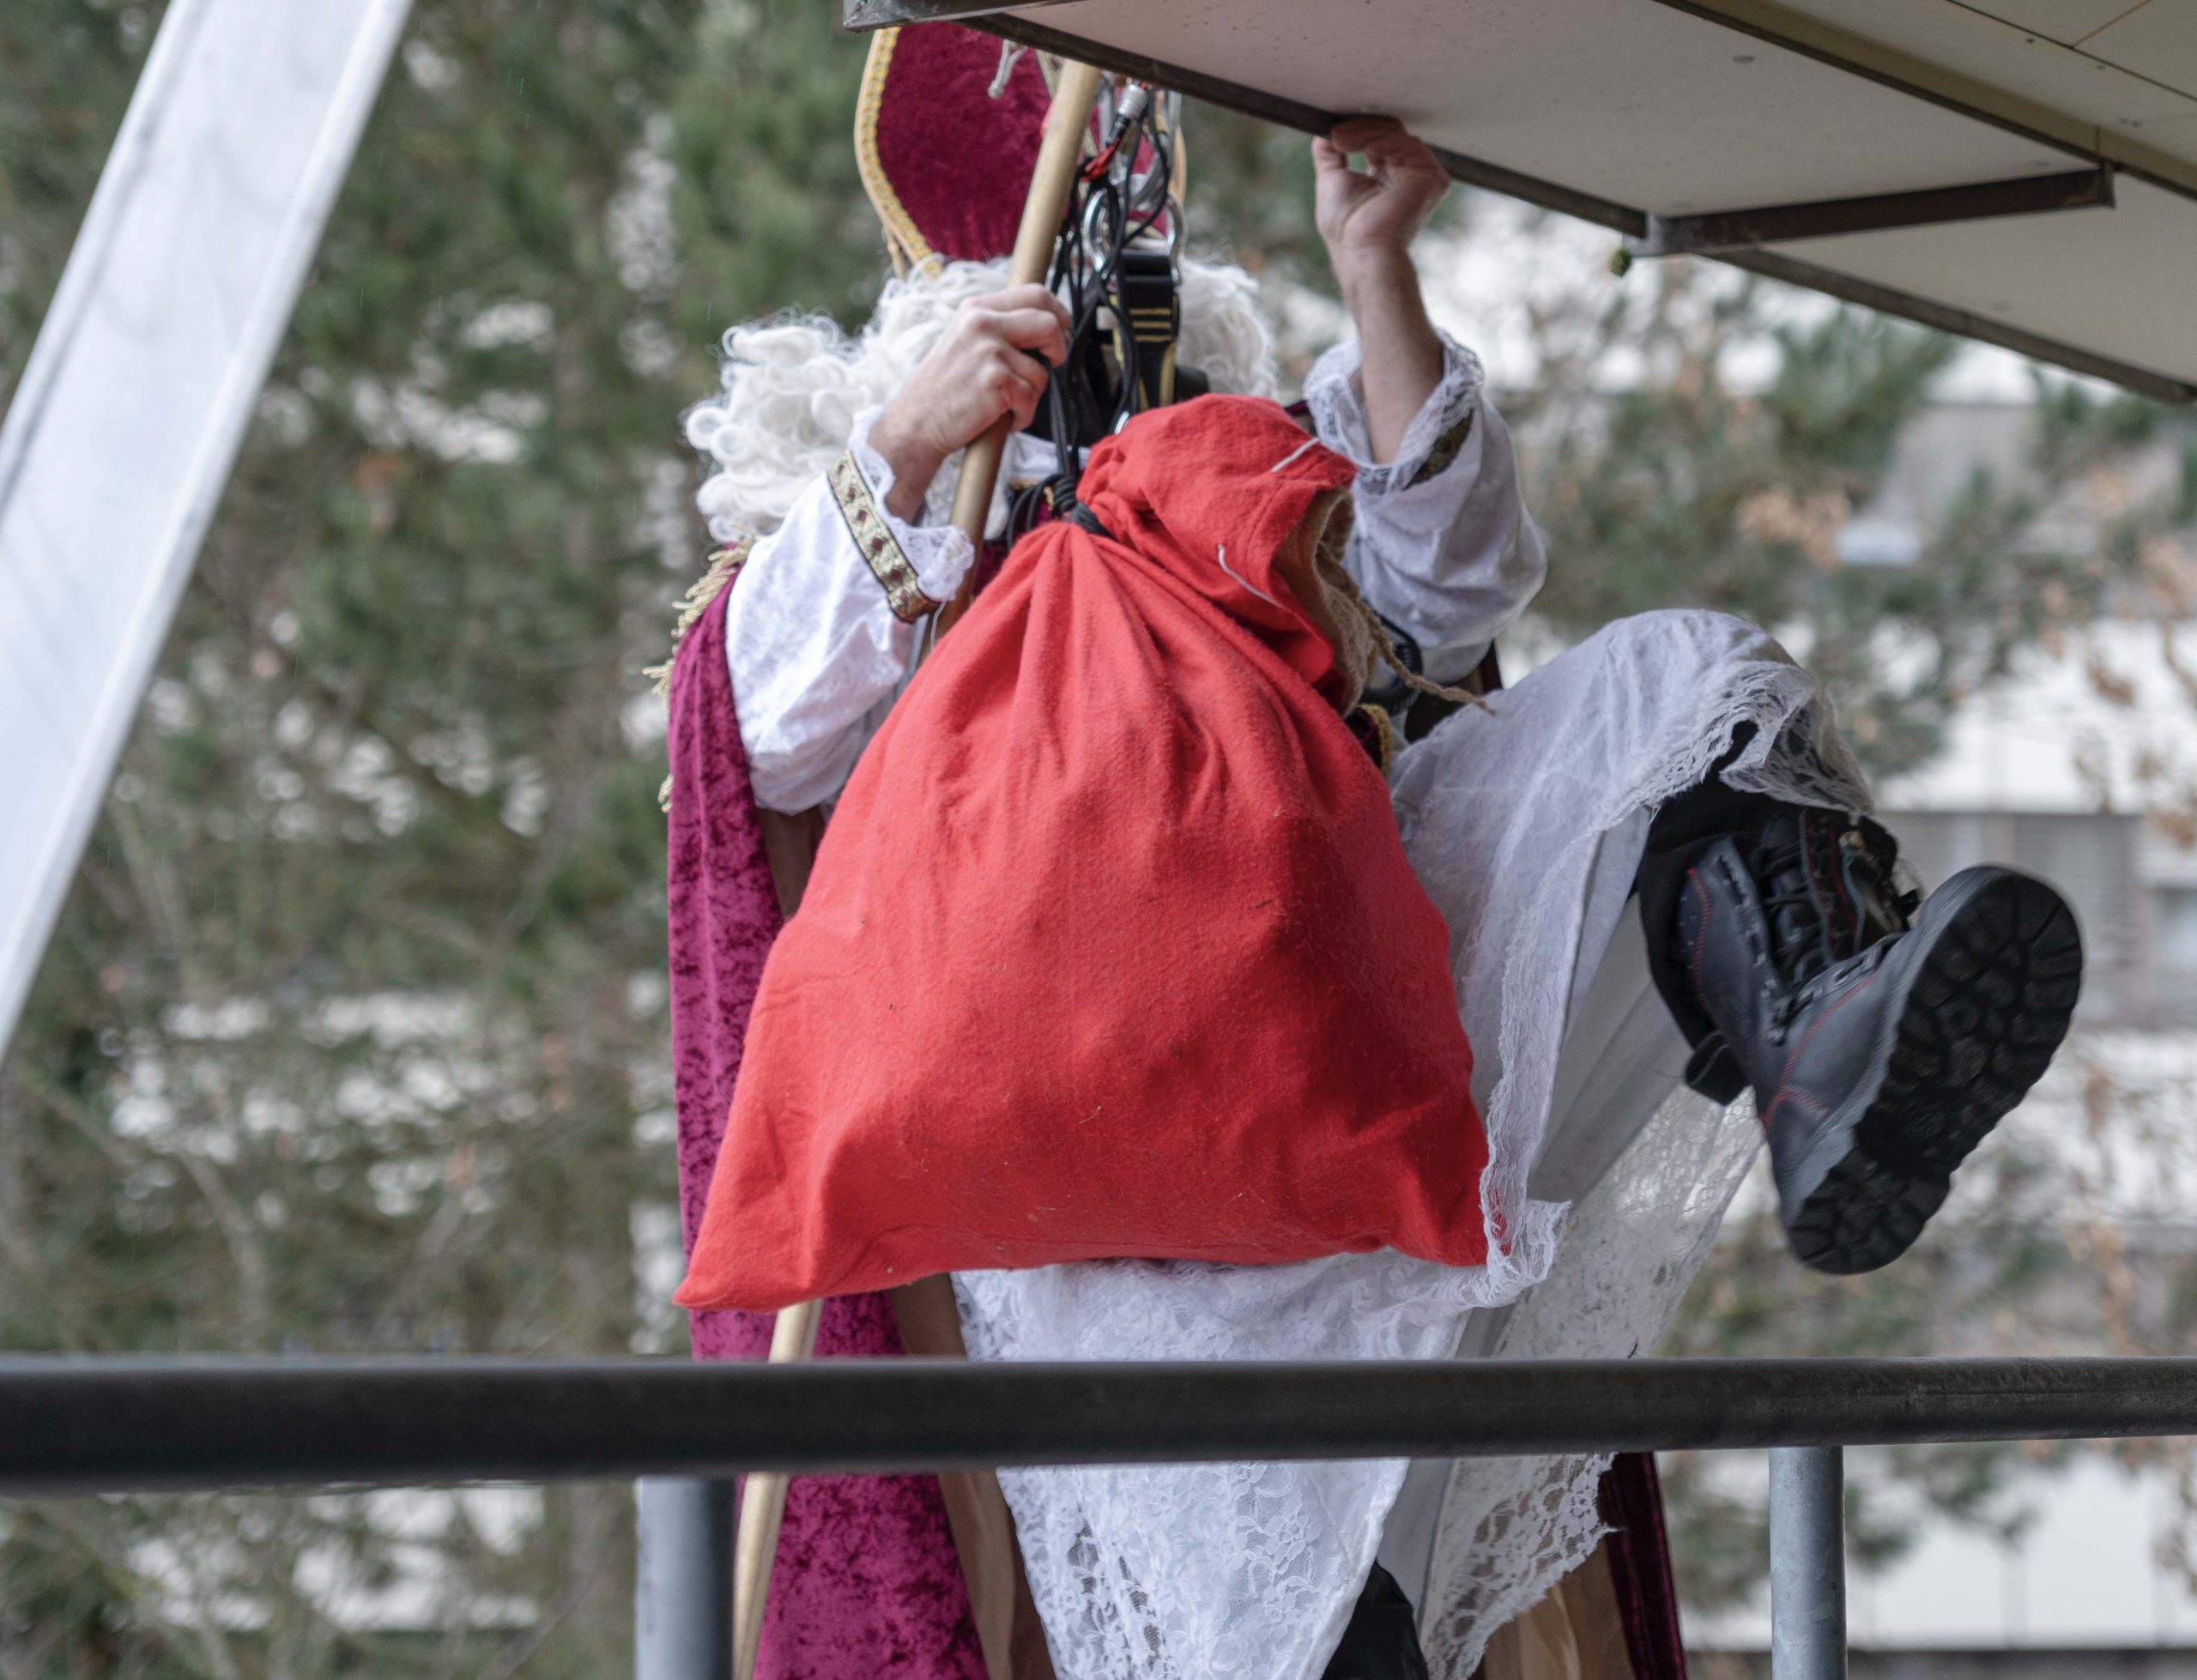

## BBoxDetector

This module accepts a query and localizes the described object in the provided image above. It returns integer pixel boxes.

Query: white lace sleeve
[723,407,977,813]
[1304,335,1548,685]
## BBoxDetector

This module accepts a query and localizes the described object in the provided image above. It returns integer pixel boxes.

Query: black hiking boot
[1666,807,2083,1274]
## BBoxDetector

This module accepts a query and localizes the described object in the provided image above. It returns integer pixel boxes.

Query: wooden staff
[729,57,1105,1680]
[936,57,1105,630]
[727,1295,819,1677]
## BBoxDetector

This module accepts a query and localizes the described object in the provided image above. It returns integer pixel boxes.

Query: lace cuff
[1302,334,1486,499]
[841,408,977,615]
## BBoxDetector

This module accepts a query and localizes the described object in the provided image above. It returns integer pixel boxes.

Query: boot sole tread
[1783,867,2081,1276]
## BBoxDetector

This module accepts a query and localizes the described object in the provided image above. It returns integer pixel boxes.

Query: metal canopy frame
[842,0,2197,404]
[1626,164,2114,259]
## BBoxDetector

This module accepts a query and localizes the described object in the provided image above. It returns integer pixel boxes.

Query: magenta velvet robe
[665,577,987,1678]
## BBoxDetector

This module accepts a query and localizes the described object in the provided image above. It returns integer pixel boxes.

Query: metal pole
[636,1477,735,1680]
[1770,1445,1848,1680]
[16,1356,2197,1493]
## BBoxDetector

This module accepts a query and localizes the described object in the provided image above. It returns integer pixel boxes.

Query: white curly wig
[684,256,1281,544]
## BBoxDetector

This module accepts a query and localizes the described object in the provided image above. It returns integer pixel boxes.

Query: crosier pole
[728,58,1107,1680]
[937,57,1106,630]
[728,1300,819,1678]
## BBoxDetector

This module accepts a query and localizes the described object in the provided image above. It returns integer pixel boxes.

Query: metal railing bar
[634,1477,734,1680]
[3,1355,2192,1497]
[1768,1446,1847,1680]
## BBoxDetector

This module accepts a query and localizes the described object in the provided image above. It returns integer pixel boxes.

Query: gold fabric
[891,1275,1058,1680]
[828,448,941,625]
[1407,409,1475,491]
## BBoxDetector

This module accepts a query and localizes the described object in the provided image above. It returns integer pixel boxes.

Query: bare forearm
[1313,116,1451,463]
[868,408,946,522]
[1338,250,1443,464]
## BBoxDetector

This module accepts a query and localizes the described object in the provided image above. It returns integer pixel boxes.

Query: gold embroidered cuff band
[829,449,940,625]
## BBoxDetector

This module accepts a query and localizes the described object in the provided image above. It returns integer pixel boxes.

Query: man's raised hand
[869,284,1071,520]
[1312,119,1451,299]
[1310,120,1450,464]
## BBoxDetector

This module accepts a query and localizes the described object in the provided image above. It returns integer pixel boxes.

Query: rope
[1333,565,1493,712]
[1369,609,1493,710]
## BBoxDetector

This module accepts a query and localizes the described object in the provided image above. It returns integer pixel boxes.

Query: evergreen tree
[3,5,2188,1666]
[2,2,876,1670]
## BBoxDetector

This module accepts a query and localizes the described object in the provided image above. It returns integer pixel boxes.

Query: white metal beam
[0,0,412,1054]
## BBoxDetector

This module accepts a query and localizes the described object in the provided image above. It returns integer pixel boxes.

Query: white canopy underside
[920,0,2197,402]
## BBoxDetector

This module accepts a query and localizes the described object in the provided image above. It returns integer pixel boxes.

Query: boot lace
[1752,819,1915,1018]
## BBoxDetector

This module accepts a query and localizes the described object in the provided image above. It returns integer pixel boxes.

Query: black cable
[1020,82,1175,531]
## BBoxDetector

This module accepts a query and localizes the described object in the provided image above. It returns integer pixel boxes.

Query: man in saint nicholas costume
[659,27,2083,1680]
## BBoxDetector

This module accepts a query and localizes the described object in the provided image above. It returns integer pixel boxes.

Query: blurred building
[1688,393,2197,1674]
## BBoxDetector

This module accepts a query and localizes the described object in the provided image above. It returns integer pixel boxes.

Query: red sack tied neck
[678,395,1489,1313]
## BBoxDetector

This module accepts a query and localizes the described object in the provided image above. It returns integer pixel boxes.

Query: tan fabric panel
[1477,1538,1637,1680]
[890,1275,1058,1680]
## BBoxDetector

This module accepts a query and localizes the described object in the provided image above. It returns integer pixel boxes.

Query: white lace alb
[960,607,1872,1680]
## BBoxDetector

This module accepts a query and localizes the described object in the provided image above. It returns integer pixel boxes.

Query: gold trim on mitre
[855,28,935,278]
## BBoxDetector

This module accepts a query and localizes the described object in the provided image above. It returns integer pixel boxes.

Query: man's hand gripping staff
[868,283,1069,523]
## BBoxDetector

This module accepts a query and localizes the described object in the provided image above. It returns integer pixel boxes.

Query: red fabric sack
[677,395,1489,1313]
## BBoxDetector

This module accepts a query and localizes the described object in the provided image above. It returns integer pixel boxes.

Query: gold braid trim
[651,535,758,813]
[854,29,936,279]
[828,449,940,624]
[648,535,758,698]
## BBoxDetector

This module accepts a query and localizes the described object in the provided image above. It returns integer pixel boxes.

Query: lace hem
[1302,333,1485,499]
[1417,1091,1762,1677]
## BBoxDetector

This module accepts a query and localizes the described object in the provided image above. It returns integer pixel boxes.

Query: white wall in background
[1690,1452,2197,1651]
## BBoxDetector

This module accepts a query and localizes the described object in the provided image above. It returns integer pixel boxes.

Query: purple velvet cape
[666,577,987,1679]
